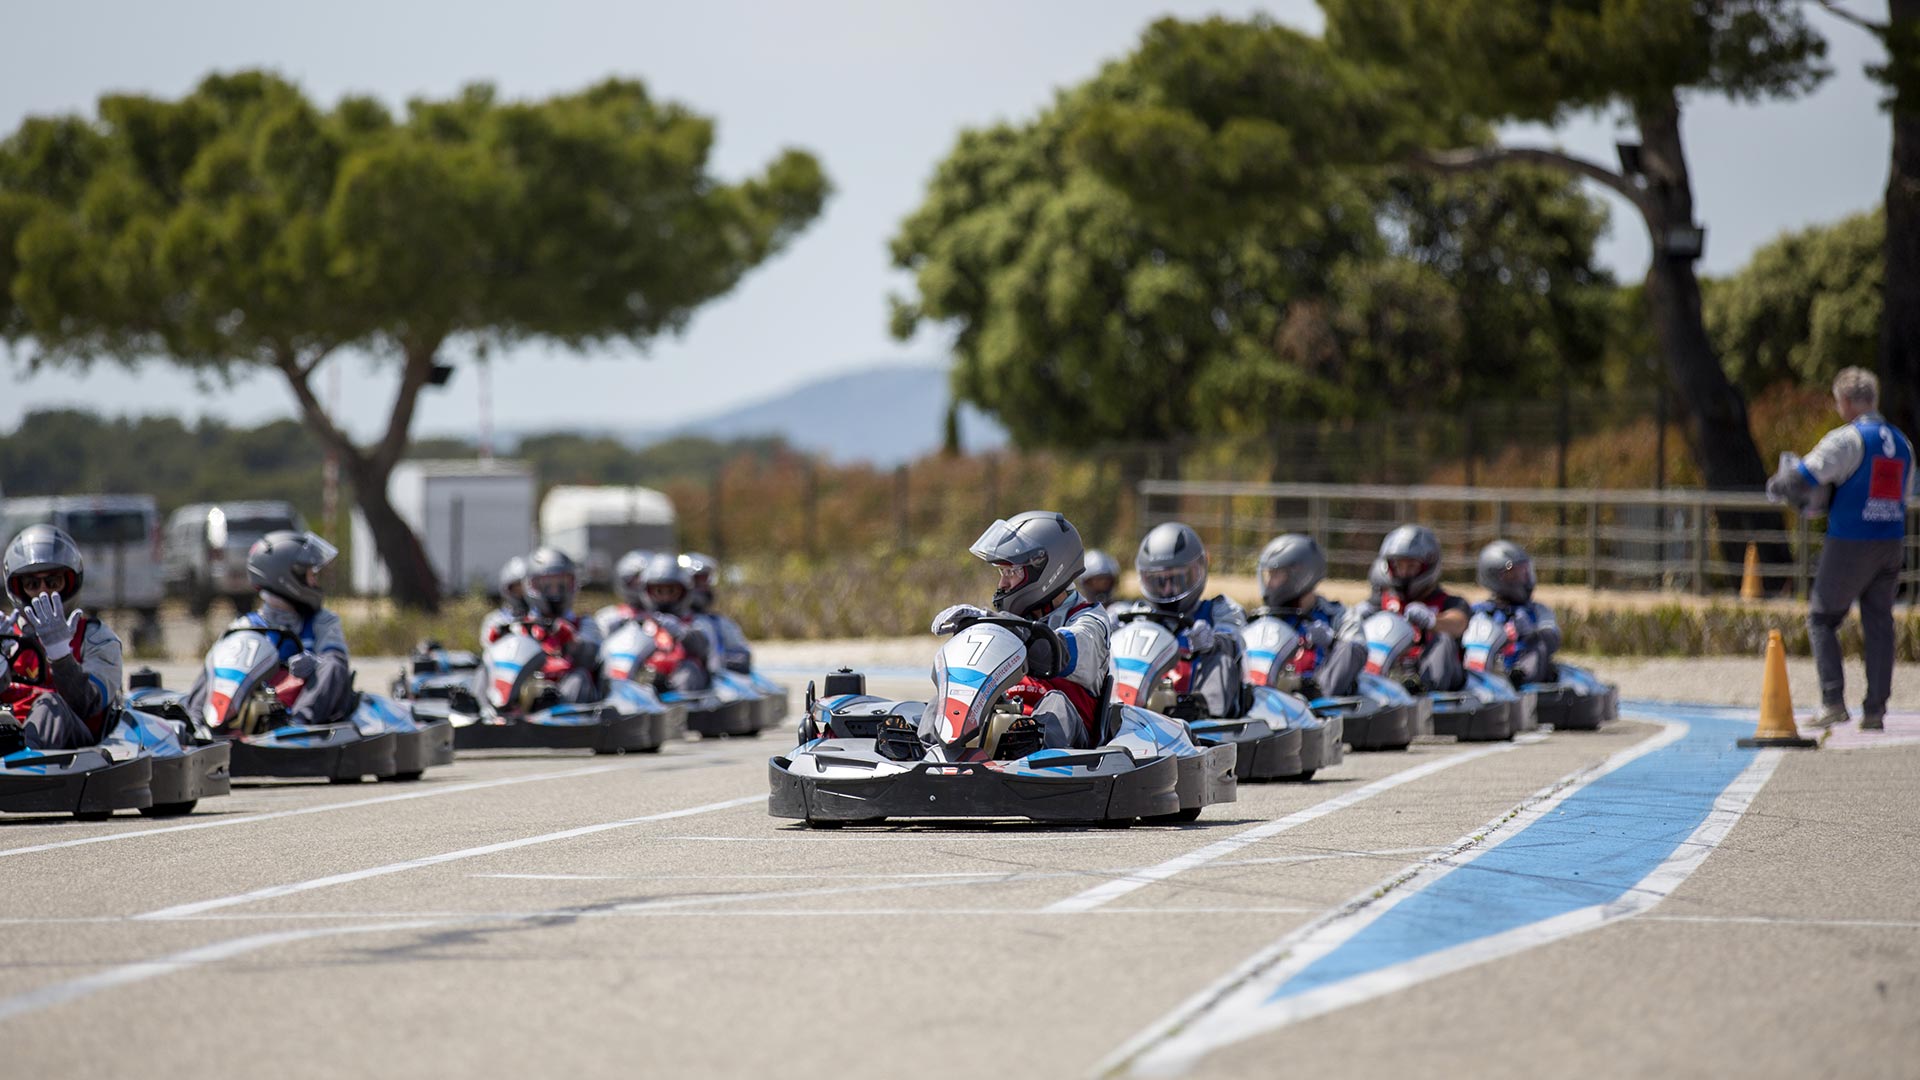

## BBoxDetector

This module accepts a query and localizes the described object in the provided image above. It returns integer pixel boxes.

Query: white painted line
[0,920,442,1023]
[1112,732,1781,1077]
[136,794,764,920]
[0,756,729,860]
[1641,915,1920,930]
[1045,739,1538,915]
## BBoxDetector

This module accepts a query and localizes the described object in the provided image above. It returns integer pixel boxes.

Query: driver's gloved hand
[284,652,319,681]
[1024,623,1069,678]
[1508,607,1537,641]
[23,593,75,663]
[931,604,990,635]
[1402,603,1436,631]
[1183,619,1216,655]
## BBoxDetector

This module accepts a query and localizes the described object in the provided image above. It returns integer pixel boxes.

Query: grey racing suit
[187,605,355,726]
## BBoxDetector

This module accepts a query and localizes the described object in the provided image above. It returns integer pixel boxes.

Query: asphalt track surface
[3,651,1916,1079]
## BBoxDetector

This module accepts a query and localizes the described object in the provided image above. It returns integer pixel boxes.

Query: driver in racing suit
[186,530,355,727]
[932,511,1109,750]
[510,547,603,704]
[592,549,654,638]
[1471,540,1561,686]
[1356,525,1470,692]
[3,525,124,750]
[1133,522,1247,717]
[1075,549,1121,630]
[639,553,712,693]
[1255,534,1365,697]
[679,552,754,674]
[480,555,529,651]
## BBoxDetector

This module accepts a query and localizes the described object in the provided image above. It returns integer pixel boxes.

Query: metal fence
[1138,479,1920,603]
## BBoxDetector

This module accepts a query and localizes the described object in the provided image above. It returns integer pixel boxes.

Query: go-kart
[1109,611,1341,780]
[1,633,229,818]
[602,618,766,739]
[1362,611,1531,742]
[1462,612,1616,731]
[398,628,684,754]
[1242,614,1424,751]
[133,627,451,782]
[770,615,1236,827]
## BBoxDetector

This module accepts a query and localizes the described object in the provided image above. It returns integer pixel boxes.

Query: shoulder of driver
[1205,595,1247,629]
[1802,424,1864,485]
[80,618,124,657]
[310,609,349,655]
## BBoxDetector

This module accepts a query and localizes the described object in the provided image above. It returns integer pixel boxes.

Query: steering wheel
[0,630,50,688]
[1114,606,1187,633]
[950,612,1043,642]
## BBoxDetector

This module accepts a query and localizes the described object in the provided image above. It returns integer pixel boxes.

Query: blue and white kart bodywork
[1242,615,1423,751]
[1462,611,1616,731]
[0,695,231,819]
[134,628,450,782]
[398,631,684,754]
[770,619,1235,827]
[600,621,755,739]
[1363,612,1530,742]
[1109,615,1340,780]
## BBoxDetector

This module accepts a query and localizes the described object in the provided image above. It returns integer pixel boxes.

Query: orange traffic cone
[1739,542,1763,601]
[1739,629,1817,748]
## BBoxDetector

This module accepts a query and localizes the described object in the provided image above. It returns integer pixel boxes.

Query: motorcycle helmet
[1377,525,1442,599]
[642,552,694,616]
[1477,540,1536,606]
[5,525,85,604]
[523,547,579,619]
[1256,534,1326,609]
[1076,548,1120,605]
[613,550,653,609]
[1135,522,1208,618]
[497,555,530,617]
[247,530,337,616]
[679,552,717,613]
[969,511,1085,618]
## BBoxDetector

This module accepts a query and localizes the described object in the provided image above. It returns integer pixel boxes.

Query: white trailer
[539,485,677,586]
[351,460,537,596]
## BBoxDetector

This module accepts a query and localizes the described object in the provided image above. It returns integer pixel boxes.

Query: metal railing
[1138,479,1920,602]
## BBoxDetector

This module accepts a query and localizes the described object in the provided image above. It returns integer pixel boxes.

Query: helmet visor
[646,582,686,606]
[531,571,575,599]
[1262,566,1297,599]
[1079,573,1115,596]
[1497,559,1534,592]
[970,519,1043,567]
[1140,563,1203,603]
[1387,557,1428,582]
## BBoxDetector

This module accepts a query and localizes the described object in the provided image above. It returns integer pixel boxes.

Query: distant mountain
[642,364,1007,465]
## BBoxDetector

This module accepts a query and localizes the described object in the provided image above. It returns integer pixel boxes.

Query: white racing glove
[22,593,76,663]
[1184,619,1216,654]
[1402,602,1436,631]
[284,651,319,681]
[931,604,990,635]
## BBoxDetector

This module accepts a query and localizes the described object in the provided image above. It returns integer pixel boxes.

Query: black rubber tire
[1144,807,1203,824]
[805,819,844,829]
[639,744,665,754]
[73,810,113,822]
[593,748,624,756]
[329,776,365,785]
[1288,769,1317,783]
[140,800,198,817]
[1098,817,1134,829]
[380,771,425,782]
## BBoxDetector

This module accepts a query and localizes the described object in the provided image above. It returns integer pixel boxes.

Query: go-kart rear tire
[380,771,425,782]
[140,800,198,817]
[806,819,844,829]
[593,748,624,756]
[1145,807,1203,824]
[73,810,113,822]
[1098,817,1134,829]
[329,776,364,785]
[1286,770,1317,783]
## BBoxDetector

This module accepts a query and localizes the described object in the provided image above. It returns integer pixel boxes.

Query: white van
[162,501,307,615]
[0,495,164,645]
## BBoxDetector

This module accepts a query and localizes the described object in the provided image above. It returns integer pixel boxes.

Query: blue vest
[1828,418,1912,541]
[245,611,317,659]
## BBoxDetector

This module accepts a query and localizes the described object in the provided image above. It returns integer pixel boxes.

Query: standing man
[1769,367,1913,730]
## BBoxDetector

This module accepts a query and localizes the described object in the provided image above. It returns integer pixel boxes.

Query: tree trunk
[1883,0,1920,438]
[1634,98,1788,584]
[343,453,442,611]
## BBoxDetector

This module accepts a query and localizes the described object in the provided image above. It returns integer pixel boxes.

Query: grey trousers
[1808,537,1906,715]
[1420,633,1467,693]
[21,694,95,751]
[1316,639,1366,697]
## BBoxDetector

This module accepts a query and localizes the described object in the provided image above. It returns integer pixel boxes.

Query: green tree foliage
[890,17,1612,451]
[0,72,830,608]
[1705,209,1882,390]
[1320,0,1831,501]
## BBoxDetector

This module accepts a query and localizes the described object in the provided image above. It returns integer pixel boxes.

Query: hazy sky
[0,1,1893,440]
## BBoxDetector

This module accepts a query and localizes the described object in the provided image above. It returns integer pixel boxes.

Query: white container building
[350,460,537,596]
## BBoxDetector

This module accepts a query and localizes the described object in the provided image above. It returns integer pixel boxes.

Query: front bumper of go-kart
[1188,718,1303,781]
[1429,671,1535,742]
[149,742,231,806]
[0,747,154,816]
[1526,665,1618,731]
[229,724,401,780]
[672,690,761,739]
[453,703,685,754]
[770,744,1183,825]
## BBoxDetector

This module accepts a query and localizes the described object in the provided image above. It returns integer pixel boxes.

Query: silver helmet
[247,530,337,615]
[1136,522,1209,618]
[1256,534,1326,609]
[679,552,717,613]
[497,556,530,616]
[614,550,654,608]
[1478,539,1536,606]
[523,546,578,618]
[1076,548,1120,605]
[642,552,694,616]
[969,511,1084,618]
[1378,525,1442,598]
[5,525,85,604]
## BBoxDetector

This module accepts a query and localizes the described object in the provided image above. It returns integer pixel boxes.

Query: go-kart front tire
[140,800,198,817]
[1144,807,1203,824]
[73,810,113,822]
[380,771,425,782]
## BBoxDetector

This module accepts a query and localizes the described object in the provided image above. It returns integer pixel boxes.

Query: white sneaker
[1807,703,1850,729]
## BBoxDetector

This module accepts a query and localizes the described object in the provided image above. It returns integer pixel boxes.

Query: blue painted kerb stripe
[1268,709,1759,1002]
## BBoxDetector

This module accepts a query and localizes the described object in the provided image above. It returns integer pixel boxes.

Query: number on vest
[1882,428,1896,458]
